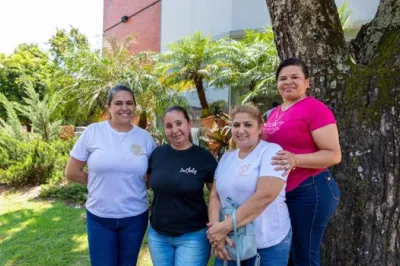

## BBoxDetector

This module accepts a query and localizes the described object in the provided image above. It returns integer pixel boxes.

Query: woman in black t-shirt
[147,106,217,266]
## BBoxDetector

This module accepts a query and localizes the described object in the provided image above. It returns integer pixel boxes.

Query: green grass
[0,186,215,266]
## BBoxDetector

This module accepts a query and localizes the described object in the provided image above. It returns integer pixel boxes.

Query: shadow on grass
[0,200,89,266]
[0,185,216,266]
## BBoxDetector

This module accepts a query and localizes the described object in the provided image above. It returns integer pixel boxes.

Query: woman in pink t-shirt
[262,58,342,266]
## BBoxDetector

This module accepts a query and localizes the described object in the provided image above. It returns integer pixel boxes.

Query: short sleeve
[259,143,286,181]
[307,100,336,131]
[70,125,93,162]
[204,150,218,183]
[147,135,157,157]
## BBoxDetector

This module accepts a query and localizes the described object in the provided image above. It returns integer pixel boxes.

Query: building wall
[231,0,270,32]
[103,0,380,52]
[161,0,380,50]
[103,0,161,52]
[160,0,233,50]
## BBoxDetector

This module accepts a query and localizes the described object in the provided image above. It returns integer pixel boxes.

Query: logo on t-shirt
[264,121,284,136]
[131,144,144,156]
[238,164,251,175]
[180,167,197,175]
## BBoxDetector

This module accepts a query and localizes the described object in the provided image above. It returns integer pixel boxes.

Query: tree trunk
[194,76,209,110]
[266,0,400,265]
[137,112,147,129]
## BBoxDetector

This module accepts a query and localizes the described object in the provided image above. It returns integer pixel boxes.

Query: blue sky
[0,0,103,54]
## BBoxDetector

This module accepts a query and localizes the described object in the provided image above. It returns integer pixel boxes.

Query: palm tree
[212,28,280,104]
[155,32,224,114]
[61,35,175,125]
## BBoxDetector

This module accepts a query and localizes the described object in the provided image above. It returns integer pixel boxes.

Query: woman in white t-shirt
[207,105,292,266]
[65,84,156,266]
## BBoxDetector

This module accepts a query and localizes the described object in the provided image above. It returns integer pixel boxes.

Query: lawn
[0,186,214,266]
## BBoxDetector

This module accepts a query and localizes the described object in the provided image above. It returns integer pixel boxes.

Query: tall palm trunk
[194,76,209,110]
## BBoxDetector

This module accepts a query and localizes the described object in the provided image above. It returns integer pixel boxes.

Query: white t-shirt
[215,140,291,249]
[70,121,156,218]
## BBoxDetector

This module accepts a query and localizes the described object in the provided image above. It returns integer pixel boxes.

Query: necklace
[272,95,307,126]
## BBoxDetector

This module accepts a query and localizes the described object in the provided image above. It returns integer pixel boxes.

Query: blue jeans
[214,228,292,266]
[148,225,211,266]
[86,209,148,266]
[286,169,340,266]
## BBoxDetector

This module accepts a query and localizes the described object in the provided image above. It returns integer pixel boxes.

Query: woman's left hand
[206,221,231,246]
[272,150,297,176]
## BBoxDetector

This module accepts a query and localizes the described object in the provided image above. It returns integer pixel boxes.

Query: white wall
[161,0,380,51]
[231,0,270,32]
[161,0,233,51]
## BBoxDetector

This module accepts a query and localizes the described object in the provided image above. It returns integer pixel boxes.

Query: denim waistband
[298,169,330,186]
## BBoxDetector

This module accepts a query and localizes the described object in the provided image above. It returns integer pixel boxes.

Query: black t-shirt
[148,144,217,236]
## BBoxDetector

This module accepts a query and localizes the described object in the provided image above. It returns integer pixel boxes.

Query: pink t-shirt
[262,97,336,192]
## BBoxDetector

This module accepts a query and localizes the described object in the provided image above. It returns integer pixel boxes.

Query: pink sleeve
[306,99,336,131]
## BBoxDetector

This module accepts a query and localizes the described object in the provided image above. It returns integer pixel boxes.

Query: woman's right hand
[272,150,297,176]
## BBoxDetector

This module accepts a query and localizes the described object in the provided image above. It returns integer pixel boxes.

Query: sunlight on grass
[138,247,153,266]
[71,234,89,253]
[0,188,215,266]
[4,218,36,242]
[0,189,90,266]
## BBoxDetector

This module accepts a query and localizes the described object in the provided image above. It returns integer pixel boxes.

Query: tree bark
[266,0,400,265]
[194,76,209,110]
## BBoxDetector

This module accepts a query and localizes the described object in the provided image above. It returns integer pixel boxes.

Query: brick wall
[103,0,161,52]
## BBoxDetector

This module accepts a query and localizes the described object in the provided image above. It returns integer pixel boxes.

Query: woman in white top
[207,105,291,266]
[65,84,156,266]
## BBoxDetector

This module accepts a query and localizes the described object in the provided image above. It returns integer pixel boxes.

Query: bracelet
[294,154,299,168]
[290,153,298,170]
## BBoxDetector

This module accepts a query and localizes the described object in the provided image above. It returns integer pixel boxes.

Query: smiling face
[107,91,135,126]
[164,110,192,148]
[232,112,262,149]
[277,65,310,101]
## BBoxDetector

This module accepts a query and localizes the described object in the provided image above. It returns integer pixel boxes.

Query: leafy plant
[17,79,62,141]
[0,93,25,140]
[40,182,88,206]
[0,133,73,186]
[155,32,226,111]
[201,113,236,160]
[209,100,228,116]
[210,28,279,105]
[338,0,352,30]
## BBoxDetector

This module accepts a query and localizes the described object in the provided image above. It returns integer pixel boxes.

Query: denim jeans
[214,228,292,266]
[86,209,148,266]
[286,169,340,266]
[148,225,211,266]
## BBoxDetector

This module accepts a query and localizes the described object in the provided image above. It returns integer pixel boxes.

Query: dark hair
[275,58,309,80]
[272,101,280,108]
[163,106,191,122]
[163,106,193,143]
[106,84,136,107]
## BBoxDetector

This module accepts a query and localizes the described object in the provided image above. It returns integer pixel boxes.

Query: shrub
[0,133,75,186]
[209,100,228,116]
[40,182,88,206]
